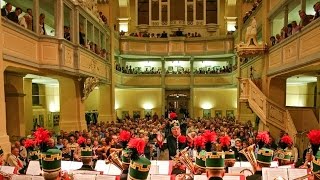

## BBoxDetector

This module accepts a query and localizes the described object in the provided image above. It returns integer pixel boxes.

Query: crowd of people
[193,65,234,75]
[270,2,320,46]
[242,0,262,24]
[115,64,162,75]
[121,29,202,39]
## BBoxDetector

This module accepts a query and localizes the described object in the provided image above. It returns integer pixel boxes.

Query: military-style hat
[224,150,235,161]
[277,149,291,161]
[257,148,274,164]
[170,120,180,129]
[121,148,132,164]
[129,156,151,180]
[29,150,40,160]
[205,151,225,169]
[312,148,320,172]
[0,146,3,156]
[195,150,206,169]
[41,149,62,172]
[80,146,93,158]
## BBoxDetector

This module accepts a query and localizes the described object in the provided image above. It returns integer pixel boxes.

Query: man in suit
[246,148,274,180]
[1,3,12,17]
[167,120,187,160]
[7,7,22,24]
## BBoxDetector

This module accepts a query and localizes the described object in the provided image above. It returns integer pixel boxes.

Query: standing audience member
[313,2,320,20]
[1,3,12,17]
[7,7,22,24]
[39,13,46,35]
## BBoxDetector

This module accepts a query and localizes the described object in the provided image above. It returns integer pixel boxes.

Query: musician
[246,148,274,180]
[77,147,95,171]
[307,130,320,179]
[312,149,320,180]
[167,120,186,160]
[205,151,225,180]
[41,149,71,180]
[277,150,292,166]
[0,147,4,165]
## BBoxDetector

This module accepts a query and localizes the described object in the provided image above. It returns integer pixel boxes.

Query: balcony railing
[267,19,320,75]
[1,17,111,82]
[120,35,234,56]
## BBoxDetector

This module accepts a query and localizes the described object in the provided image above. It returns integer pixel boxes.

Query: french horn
[239,144,257,175]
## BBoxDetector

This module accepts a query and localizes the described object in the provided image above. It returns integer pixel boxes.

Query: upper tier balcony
[267,19,320,76]
[1,0,112,82]
[119,35,234,56]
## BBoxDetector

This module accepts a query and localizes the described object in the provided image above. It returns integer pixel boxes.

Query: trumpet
[239,144,257,174]
[107,151,124,171]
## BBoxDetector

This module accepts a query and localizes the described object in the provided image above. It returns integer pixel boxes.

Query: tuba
[239,144,257,175]
[178,148,195,174]
[107,151,124,171]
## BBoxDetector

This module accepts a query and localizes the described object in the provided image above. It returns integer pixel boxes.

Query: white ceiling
[287,75,317,85]
[25,74,59,86]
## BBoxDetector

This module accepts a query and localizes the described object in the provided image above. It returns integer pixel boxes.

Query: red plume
[193,136,205,149]
[202,130,217,143]
[307,130,320,145]
[119,130,131,142]
[25,139,36,149]
[128,138,146,154]
[77,136,86,145]
[256,131,270,144]
[33,127,50,145]
[178,135,187,144]
[219,135,231,147]
[280,135,293,145]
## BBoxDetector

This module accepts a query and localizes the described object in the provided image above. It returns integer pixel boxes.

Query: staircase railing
[239,78,297,140]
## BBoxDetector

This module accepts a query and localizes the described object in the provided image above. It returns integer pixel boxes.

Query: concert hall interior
[0,0,320,179]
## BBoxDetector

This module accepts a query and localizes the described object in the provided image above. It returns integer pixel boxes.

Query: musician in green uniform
[246,148,273,180]
[205,150,225,180]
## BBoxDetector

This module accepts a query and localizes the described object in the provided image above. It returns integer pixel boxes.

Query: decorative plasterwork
[81,77,100,101]
[235,17,267,58]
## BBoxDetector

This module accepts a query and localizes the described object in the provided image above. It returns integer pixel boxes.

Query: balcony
[1,17,111,82]
[119,36,234,56]
[114,71,237,88]
[267,19,320,75]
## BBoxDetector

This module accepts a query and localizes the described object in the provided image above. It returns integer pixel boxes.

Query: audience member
[1,3,12,17]
[314,2,320,20]
[7,7,22,24]
[39,13,46,35]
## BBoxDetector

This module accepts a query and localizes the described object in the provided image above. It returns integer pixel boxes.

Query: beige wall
[193,88,237,118]
[286,83,316,107]
[115,88,162,118]
[84,88,100,111]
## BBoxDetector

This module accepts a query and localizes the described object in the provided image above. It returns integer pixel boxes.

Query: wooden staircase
[239,78,297,140]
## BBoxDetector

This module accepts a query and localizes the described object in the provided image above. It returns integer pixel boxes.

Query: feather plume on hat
[127,138,146,160]
[307,130,320,156]
[256,131,270,148]
[202,130,217,152]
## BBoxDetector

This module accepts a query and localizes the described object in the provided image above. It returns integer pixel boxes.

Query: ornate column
[193,0,196,25]
[185,0,187,25]
[135,0,138,25]
[190,57,194,118]
[284,5,289,27]
[159,0,162,25]
[0,13,10,152]
[55,0,64,39]
[203,0,206,25]
[301,0,306,12]
[34,0,40,34]
[59,77,86,132]
[74,7,80,44]
[149,0,152,25]
[168,0,170,24]
[161,58,166,115]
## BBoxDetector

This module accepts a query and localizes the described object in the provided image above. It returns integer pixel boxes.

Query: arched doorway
[165,90,190,119]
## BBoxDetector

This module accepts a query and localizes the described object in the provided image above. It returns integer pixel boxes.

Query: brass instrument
[178,148,195,174]
[239,144,257,174]
[107,151,124,171]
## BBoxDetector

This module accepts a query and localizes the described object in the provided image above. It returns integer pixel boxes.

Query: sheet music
[31,176,45,180]
[228,166,253,177]
[149,174,171,180]
[233,162,241,167]
[151,160,157,165]
[240,161,251,167]
[156,161,169,174]
[94,160,109,174]
[26,161,42,176]
[223,176,241,180]
[262,168,288,180]
[271,161,279,168]
[0,166,15,174]
[288,169,308,180]
[95,175,116,180]
[71,170,101,175]
[278,165,293,169]
[107,164,121,175]
[73,174,96,180]
[149,165,159,174]
[61,161,72,172]
[12,175,32,180]
[194,175,207,180]
[70,161,83,170]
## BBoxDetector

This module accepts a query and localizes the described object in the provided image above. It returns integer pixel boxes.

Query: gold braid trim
[258,151,273,156]
[206,152,225,159]
[41,153,62,161]
[130,162,151,172]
